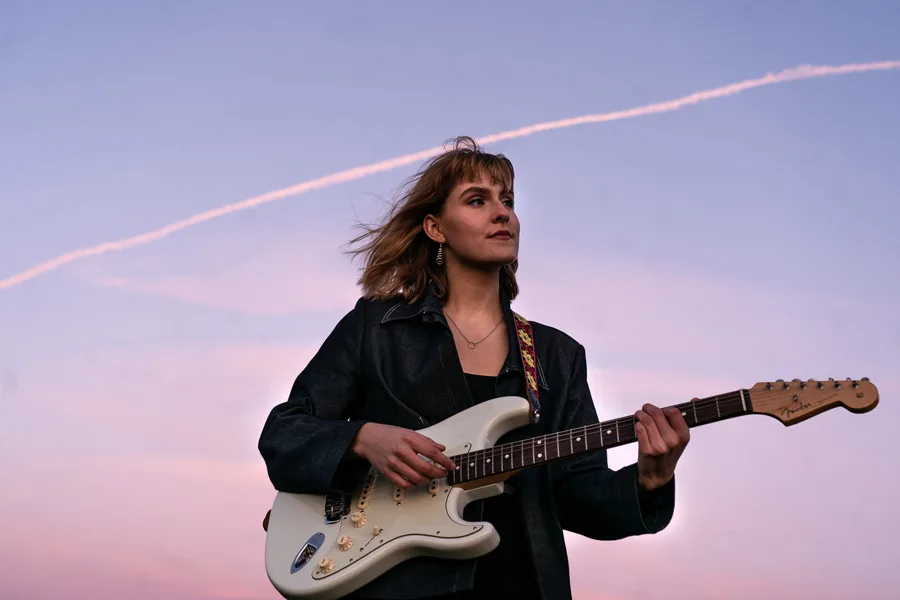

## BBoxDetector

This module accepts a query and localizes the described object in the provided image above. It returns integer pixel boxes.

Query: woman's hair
[347,136,519,304]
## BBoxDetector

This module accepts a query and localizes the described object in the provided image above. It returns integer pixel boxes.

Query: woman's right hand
[351,423,457,488]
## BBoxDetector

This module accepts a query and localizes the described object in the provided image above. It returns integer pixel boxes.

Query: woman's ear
[422,215,444,244]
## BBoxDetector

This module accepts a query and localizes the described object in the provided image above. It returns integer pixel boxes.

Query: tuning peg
[816,381,824,389]
[828,377,835,381]
[862,377,870,382]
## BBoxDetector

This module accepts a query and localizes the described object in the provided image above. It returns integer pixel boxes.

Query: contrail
[2,60,898,291]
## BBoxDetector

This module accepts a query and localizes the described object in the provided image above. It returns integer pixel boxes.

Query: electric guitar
[263,377,878,599]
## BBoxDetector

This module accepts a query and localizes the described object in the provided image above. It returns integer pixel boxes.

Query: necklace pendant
[467,342,477,349]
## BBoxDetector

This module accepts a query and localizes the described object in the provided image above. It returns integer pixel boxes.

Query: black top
[460,373,541,600]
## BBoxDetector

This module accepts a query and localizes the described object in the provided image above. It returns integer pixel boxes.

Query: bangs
[448,152,515,195]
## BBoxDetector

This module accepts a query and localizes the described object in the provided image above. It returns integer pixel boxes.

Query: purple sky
[2,2,899,599]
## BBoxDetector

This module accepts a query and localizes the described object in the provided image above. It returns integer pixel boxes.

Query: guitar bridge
[324,492,351,524]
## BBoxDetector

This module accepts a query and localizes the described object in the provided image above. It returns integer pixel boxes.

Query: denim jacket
[258,284,675,599]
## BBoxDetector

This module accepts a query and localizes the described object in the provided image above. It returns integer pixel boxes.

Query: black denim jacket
[258,285,675,599]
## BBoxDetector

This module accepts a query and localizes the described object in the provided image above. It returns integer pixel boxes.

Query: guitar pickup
[357,471,378,510]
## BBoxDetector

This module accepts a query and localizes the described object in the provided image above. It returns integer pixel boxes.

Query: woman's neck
[442,263,503,320]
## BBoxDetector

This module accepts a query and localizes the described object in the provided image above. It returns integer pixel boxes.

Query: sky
[1,1,899,598]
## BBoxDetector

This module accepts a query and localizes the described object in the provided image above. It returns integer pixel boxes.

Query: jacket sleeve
[258,297,372,496]
[550,344,675,540]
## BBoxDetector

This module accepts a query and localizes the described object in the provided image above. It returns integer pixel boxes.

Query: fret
[447,390,752,485]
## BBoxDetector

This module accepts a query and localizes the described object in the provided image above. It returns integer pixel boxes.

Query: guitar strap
[512,312,541,423]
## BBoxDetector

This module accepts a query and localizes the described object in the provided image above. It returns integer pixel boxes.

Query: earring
[436,243,444,266]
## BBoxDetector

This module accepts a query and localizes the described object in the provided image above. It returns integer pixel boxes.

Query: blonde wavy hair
[347,136,519,304]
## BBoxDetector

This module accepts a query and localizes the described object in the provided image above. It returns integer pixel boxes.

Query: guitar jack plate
[290,532,326,574]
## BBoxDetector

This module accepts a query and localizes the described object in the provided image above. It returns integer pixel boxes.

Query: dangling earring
[436,243,444,266]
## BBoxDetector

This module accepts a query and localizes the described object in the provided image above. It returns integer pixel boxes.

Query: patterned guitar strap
[512,312,541,423]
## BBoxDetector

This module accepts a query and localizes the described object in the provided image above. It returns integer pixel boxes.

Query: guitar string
[355,382,862,493]
[448,382,862,482]
[452,391,746,467]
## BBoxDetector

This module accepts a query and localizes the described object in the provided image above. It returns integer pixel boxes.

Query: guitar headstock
[750,377,878,425]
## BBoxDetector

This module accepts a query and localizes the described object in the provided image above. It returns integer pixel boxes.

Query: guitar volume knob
[317,557,335,573]
[337,534,353,551]
[351,511,367,528]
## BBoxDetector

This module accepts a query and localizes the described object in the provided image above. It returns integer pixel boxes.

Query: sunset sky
[2,2,899,599]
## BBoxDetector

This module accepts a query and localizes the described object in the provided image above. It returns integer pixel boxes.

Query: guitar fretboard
[446,389,751,485]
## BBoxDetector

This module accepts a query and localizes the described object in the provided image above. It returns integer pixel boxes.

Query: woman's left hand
[634,402,692,491]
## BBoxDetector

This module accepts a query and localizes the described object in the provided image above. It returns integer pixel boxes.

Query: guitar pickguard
[311,443,484,580]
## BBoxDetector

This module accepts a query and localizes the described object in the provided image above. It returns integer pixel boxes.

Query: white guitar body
[263,396,532,600]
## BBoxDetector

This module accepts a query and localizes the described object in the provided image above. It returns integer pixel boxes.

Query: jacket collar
[381,281,549,391]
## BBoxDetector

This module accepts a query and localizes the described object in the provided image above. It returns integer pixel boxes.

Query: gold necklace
[444,312,504,349]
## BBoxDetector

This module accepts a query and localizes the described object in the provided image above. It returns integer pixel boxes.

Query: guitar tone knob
[337,534,353,551]
[317,557,335,573]
[351,511,367,528]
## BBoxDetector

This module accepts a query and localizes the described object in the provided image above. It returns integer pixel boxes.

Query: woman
[258,136,690,599]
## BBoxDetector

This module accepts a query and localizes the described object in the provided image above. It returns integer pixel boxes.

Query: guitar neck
[446,388,752,486]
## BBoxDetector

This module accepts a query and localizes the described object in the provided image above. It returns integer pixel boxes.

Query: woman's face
[424,170,519,269]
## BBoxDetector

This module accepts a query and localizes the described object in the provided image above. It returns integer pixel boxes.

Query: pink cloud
[0,452,276,600]
[565,534,858,600]
[22,343,318,463]
[89,235,894,388]
[4,340,896,599]
[515,253,893,370]
[91,234,363,315]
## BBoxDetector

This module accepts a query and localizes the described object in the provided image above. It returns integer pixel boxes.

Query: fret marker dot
[469,463,474,467]
[486,459,491,463]
[576,437,581,442]
[537,453,543,458]
[681,412,687,417]
[504,454,509,459]
[606,429,611,435]
[537,440,542,444]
